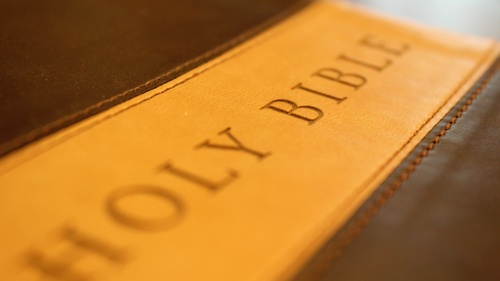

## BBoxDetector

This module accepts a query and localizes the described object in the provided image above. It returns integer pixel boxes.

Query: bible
[0,0,499,280]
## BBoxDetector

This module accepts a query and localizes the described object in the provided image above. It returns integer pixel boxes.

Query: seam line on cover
[0,0,313,158]
[353,42,498,205]
[303,59,499,281]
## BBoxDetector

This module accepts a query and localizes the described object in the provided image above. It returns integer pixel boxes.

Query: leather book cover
[0,0,499,280]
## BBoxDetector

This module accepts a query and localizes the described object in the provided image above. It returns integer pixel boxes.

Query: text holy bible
[0,0,499,280]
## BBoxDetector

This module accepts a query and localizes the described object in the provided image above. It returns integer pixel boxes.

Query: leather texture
[324,65,500,280]
[3,3,495,280]
[0,0,308,157]
[294,0,500,280]
[295,60,500,281]
[1,0,499,280]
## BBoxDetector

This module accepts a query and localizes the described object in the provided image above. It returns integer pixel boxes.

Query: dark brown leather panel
[296,60,500,281]
[0,0,308,157]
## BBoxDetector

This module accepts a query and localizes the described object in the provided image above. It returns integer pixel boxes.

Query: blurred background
[351,0,500,39]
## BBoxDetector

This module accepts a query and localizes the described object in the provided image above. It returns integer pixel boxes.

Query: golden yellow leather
[0,1,498,280]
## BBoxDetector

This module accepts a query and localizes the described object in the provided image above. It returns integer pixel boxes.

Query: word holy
[24,34,408,281]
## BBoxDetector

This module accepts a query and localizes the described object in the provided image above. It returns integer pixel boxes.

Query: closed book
[0,0,499,280]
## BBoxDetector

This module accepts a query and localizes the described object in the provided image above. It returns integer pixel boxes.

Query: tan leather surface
[296,59,500,281]
[301,0,500,280]
[0,1,498,280]
[323,63,500,281]
[0,0,308,157]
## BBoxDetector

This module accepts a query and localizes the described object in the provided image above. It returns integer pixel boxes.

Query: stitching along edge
[0,0,313,158]
[295,59,500,281]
